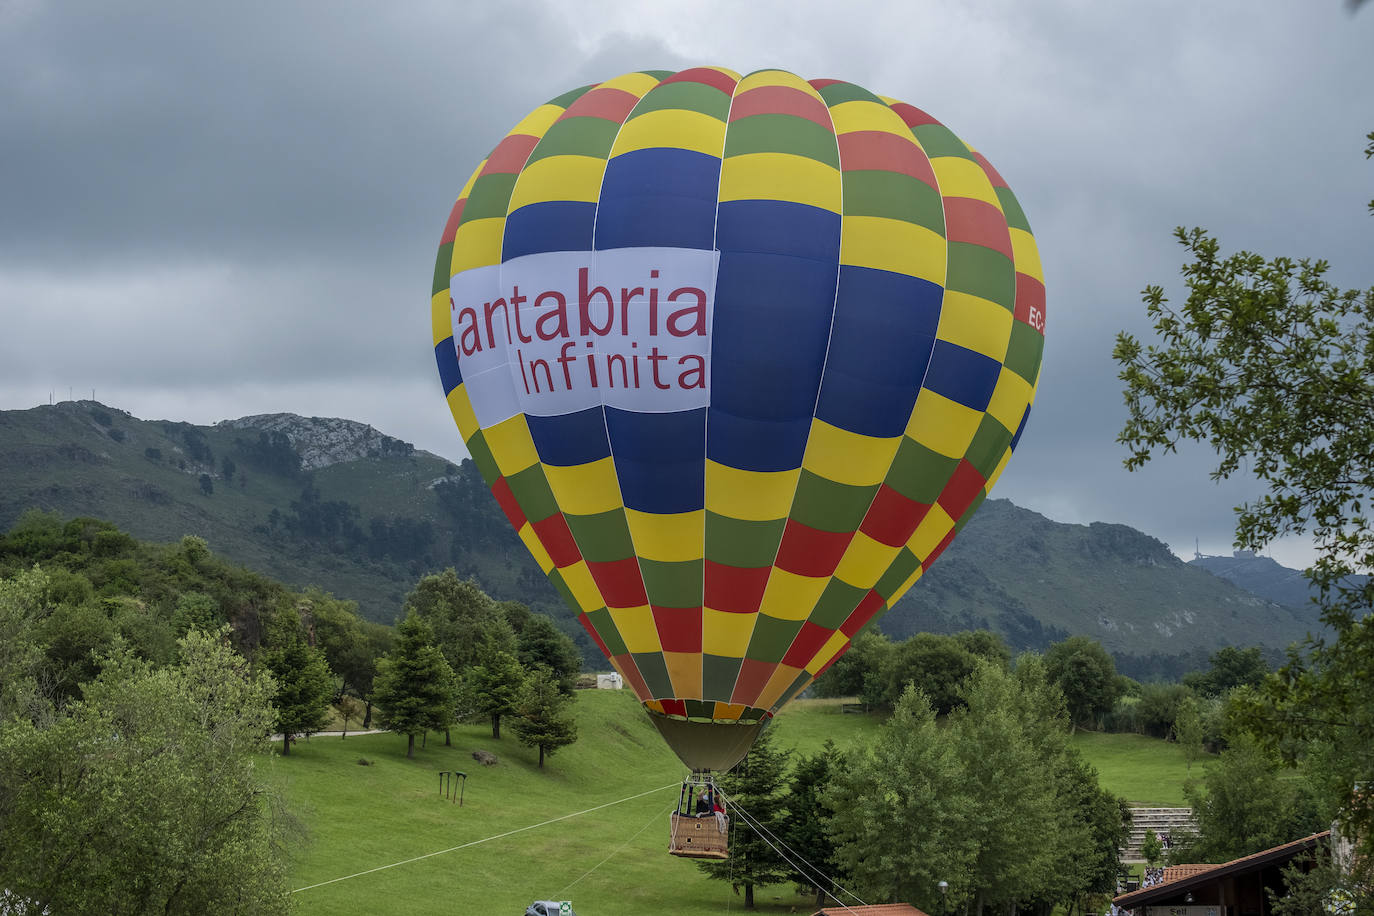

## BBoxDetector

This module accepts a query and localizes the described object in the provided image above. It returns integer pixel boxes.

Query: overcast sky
[2,1,1370,570]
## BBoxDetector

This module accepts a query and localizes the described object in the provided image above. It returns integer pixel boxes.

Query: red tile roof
[1162,863,1220,882]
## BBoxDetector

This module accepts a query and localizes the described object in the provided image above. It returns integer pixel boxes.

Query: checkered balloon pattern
[431,68,1044,736]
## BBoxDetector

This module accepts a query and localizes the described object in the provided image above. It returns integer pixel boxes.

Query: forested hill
[0,401,1325,675]
[900,499,1323,677]
[0,400,558,627]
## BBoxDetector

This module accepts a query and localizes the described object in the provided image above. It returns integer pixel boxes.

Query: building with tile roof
[1113,830,1329,914]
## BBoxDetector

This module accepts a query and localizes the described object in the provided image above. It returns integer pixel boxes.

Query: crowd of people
[1107,831,1182,913]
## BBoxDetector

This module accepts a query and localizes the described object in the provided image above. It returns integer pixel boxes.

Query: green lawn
[272,692,882,915]
[1071,730,1213,806]
[273,693,1199,914]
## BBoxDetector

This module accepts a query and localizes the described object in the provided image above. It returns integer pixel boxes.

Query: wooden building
[1113,831,1328,915]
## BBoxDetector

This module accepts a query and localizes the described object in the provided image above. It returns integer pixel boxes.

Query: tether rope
[291,782,678,894]
[553,798,674,897]
[726,804,735,914]
[728,800,863,909]
[719,788,867,910]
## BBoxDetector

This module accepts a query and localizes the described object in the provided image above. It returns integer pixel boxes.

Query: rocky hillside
[216,414,417,470]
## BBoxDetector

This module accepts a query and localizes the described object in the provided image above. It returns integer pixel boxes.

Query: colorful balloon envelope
[430,67,1045,771]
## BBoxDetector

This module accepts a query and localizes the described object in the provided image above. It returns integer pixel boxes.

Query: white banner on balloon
[450,247,720,427]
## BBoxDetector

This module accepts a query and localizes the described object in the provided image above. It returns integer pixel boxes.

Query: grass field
[1070,730,1214,806]
[272,691,873,915]
[272,692,1205,915]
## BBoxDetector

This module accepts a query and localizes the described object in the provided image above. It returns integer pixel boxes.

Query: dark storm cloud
[1,0,1370,569]
[0,1,680,266]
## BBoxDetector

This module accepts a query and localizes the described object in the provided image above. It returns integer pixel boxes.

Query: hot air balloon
[429,67,1044,795]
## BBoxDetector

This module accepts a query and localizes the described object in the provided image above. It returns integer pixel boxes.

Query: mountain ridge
[0,400,1329,675]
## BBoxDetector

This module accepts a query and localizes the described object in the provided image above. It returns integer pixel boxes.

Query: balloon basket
[669,772,729,859]
[668,812,729,859]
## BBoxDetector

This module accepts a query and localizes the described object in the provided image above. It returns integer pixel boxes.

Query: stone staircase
[1122,807,1196,862]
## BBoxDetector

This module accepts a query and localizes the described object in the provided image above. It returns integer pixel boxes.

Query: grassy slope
[274,690,834,916]
[273,693,1202,915]
[1071,730,1214,807]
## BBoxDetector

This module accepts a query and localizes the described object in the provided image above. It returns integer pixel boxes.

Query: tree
[946,661,1065,912]
[467,645,526,739]
[356,621,392,728]
[1184,646,1269,698]
[198,473,213,496]
[828,685,975,910]
[953,629,1011,668]
[1174,695,1205,771]
[0,566,56,723]
[262,609,334,755]
[1140,830,1163,867]
[1269,847,1374,916]
[35,598,116,705]
[1116,133,1374,855]
[171,591,221,637]
[1043,635,1122,730]
[306,588,391,722]
[785,740,843,908]
[1177,735,1324,863]
[812,629,892,704]
[512,668,577,767]
[403,569,514,672]
[0,628,292,914]
[1116,225,1374,591]
[1008,653,1129,915]
[1043,748,1131,914]
[879,632,976,713]
[372,612,456,757]
[512,612,582,695]
[1135,681,1191,739]
[696,725,792,909]
[829,659,1118,915]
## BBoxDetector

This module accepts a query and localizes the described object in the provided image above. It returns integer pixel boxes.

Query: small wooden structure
[668,772,729,859]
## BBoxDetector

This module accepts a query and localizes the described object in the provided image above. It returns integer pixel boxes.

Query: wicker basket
[668,812,729,859]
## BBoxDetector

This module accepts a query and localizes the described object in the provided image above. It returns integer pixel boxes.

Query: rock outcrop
[218,413,415,470]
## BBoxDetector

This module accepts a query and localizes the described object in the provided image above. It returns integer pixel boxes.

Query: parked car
[525,902,576,916]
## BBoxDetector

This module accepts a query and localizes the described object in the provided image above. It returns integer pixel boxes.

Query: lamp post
[937,880,948,916]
